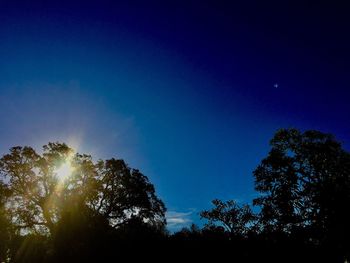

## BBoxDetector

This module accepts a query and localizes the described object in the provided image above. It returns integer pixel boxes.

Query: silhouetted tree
[171,224,202,241]
[0,143,77,234]
[1,130,349,262]
[8,234,50,263]
[253,129,350,254]
[0,142,166,261]
[200,199,256,237]
[0,182,11,262]
[0,143,165,233]
[92,158,166,229]
[51,196,112,262]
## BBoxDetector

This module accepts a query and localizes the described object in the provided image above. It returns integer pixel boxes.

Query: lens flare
[55,155,74,181]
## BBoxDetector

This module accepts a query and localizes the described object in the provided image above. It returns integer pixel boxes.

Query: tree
[253,128,350,250]
[0,142,166,237]
[0,182,11,261]
[200,199,256,237]
[0,143,73,234]
[92,158,166,229]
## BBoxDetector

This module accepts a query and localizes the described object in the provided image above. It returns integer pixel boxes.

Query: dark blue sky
[1,1,349,230]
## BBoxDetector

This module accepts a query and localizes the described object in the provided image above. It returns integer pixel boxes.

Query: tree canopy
[0,142,166,237]
[0,129,349,262]
[200,199,255,237]
[253,128,350,247]
[199,129,350,261]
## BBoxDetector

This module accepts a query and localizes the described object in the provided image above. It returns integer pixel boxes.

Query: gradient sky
[1,1,349,230]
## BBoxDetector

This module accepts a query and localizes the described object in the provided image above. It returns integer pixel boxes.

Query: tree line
[0,129,349,262]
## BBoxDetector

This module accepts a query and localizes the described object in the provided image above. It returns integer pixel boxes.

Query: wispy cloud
[166,211,193,231]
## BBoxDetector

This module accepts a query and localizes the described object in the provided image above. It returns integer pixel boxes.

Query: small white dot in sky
[274,83,279,88]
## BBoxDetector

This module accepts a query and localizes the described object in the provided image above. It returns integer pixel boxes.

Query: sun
[55,157,74,181]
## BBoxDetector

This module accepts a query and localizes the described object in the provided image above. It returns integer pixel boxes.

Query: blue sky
[1,1,349,230]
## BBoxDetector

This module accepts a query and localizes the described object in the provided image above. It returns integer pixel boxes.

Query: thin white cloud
[166,211,193,231]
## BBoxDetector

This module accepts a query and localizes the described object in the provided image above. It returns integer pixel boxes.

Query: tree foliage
[197,128,350,261]
[253,128,350,247]
[1,129,349,261]
[0,181,11,261]
[92,158,166,228]
[200,199,256,237]
[0,142,166,237]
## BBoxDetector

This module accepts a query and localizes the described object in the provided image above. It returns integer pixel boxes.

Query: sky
[0,1,349,231]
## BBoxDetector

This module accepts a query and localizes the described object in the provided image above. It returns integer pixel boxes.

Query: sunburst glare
[55,155,74,181]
